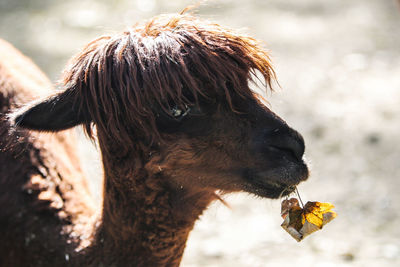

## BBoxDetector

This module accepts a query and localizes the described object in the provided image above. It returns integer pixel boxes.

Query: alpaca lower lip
[244,180,295,199]
[241,163,308,198]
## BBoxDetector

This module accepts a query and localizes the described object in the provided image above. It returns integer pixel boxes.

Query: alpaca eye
[171,105,190,119]
[171,107,183,117]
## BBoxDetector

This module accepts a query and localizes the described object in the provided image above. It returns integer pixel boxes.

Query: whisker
[278,186,290,200]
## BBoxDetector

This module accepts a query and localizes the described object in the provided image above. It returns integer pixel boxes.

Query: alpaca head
[13,14,308,199]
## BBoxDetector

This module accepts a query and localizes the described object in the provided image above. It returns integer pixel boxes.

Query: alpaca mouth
[244,180,297,199]
[242,162,309,199]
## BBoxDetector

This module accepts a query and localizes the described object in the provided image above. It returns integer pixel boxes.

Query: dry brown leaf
[281,198,337,242]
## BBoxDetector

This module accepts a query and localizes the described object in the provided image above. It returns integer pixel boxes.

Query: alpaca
[1,13,308,266]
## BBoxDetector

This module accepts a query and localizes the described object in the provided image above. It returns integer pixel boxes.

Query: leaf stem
[295,187,305,208]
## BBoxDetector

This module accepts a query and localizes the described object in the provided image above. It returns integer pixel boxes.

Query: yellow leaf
[281,198,337,242]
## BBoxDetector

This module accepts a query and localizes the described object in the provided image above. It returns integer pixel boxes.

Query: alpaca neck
[88,147,215,266]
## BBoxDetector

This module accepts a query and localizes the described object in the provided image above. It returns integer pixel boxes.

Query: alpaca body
[0,39,95,266]
[1,13,309,267]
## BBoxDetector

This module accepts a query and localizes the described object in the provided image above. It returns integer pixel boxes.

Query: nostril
[291,132,305,160]
[269,131,305,161]
[271,144,303,161]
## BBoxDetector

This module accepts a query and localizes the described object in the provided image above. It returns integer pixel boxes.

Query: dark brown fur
[0,39,95,266]
[1,13,308,266]
[63,14,276,148]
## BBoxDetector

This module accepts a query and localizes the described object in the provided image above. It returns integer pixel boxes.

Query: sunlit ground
[1,0,399,266]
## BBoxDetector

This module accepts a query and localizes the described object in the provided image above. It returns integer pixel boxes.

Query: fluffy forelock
[62,13,276,146]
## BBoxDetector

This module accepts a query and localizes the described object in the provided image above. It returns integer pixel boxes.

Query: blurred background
[1,0,399,266]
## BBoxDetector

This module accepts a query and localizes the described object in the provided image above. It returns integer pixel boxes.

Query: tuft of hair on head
[60,13,277,148]
[179,1,205,15]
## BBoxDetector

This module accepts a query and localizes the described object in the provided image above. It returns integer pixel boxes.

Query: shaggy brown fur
[41,14,275,147]
[2,13,308,267]
[0,39,95,266]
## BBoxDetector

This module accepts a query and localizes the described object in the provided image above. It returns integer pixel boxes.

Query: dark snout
[245,121,309,199]
[250,104,306,164]
[261,125,309,184]
[267,127,305,162]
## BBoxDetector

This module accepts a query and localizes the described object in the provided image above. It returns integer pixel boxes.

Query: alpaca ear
[12,89,89,132]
